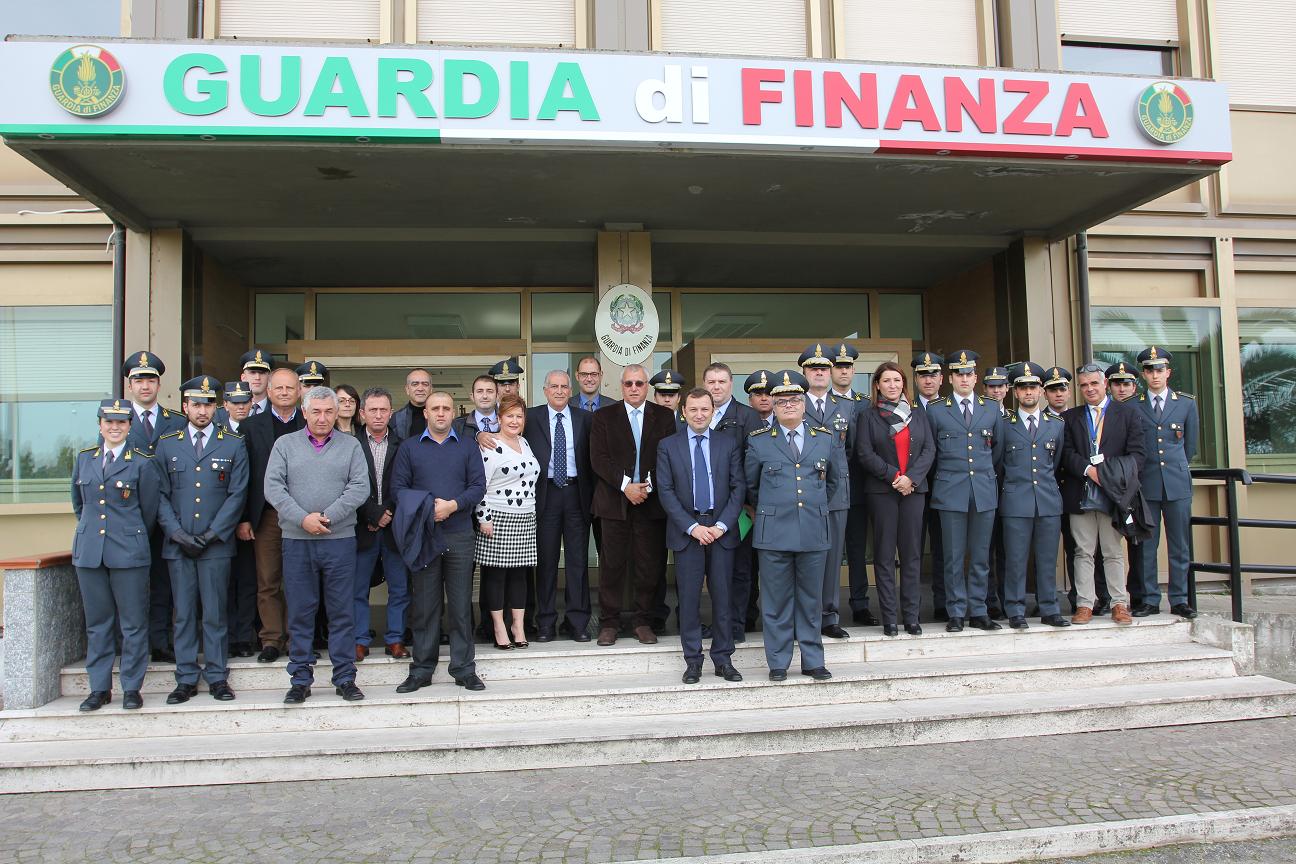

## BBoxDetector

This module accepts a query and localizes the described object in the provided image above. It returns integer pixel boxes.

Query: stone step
[2,676,1293,794]
[58,616,1193,695]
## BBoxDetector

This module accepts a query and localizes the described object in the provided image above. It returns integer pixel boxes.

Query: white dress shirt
[546,404,578,479]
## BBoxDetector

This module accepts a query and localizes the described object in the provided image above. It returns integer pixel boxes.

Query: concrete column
[595,230,652,397]
[0,556,85,710]
[999,237,1063,365]
[995,0,1060,70]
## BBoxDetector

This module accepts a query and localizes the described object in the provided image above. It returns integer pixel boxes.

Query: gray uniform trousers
[1002,516,1062,618]
[758,550,827,671]
[78,566,150,693]
[168,556,232,685]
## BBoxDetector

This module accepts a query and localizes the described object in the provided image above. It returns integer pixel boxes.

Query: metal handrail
[1189,467,1296,622]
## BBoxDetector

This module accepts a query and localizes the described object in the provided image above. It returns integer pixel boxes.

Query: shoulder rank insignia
[161,430,184,440]
[1178,392,1195,399]
[1138,394,1147,402]
[131,448,153,458]
[944,398,953,407]
[1043,412,1058,421]
[750,426,771,438]
[811,425,830,435]
[161,408,172,418]
[977,397,985,406]
[222,427,244,439]
[1008,414,1018,424]
[79,444,98,454]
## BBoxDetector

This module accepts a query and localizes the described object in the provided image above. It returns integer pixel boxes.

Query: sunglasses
[623,380,646,387]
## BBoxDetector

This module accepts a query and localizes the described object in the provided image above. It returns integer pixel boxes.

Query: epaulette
[131,448,153,458]
[809,425,830,436]
[1177,391,1194,400]
[749,426,771,438]
[160,430,184,440]
[79,445,98,454]
[219,426,243,439]
[1043,412,1059,421]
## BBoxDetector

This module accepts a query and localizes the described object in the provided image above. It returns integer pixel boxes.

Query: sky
[0,0,121,39]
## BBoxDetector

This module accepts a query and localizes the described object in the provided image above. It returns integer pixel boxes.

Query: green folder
[738,510,752,540]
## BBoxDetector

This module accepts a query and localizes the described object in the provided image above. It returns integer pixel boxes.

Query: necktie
[788,429,800,459]
[631,408,642,482]
[552,413,567,488]
[816,398,825,416]
[1155,396,1164,418]
[142,409,154,439]
[1027,415,1037,439]
[194,429,205,458]
[961,399,972,426]
[693,435,711,513]
[103,449,115,471]
[251,403,261,415]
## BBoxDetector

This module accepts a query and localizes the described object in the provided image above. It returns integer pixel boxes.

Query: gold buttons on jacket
[99,529,105,535]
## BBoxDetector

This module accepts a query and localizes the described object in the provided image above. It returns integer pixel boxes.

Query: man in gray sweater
[264,386,371,704]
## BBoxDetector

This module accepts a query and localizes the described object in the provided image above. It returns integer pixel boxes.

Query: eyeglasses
[1076,363,1105,375]
[623,380,646,387]
[772,397,800,407]
[576,371,600,378]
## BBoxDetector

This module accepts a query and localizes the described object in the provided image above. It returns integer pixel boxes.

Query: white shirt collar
[1018,408,1040,425]
[624,400,644,417]
[187,423,209,440]
[104,442,125,460]
[133,402,155,420]
[547,404,568,421]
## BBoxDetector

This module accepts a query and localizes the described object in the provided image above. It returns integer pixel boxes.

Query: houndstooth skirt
[474,509,538,567]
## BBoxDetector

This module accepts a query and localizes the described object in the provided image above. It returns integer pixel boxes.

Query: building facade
[0,0,1291,594]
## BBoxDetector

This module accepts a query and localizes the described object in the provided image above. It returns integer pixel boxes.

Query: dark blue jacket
[390,429,486,537]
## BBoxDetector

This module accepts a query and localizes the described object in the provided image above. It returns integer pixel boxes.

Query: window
[879,293,923,341]
[837,0,980,66]
[1062,43,1175,76]
[656,0,807,57]
[315,293,521,340]
[1239,308,1296,465]
[0,306,113,503]
[415,0,577,46]
[532,293,594,343]
[254,293,304,344]
[1091,306,1223,466]
[217,0,382,40]
[682,293,869,342]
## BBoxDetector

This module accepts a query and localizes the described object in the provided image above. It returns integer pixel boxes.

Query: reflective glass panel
[316,293,521,340]
[532,293,593,342]
[254,293,304,343]
[1238,308,1296,465]
[1062,43,1174,76]
[879,293,923,341]
[682,293,869,341]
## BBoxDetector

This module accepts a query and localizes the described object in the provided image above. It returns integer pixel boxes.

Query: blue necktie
[552,413,567,488]
[693,435,711,513]
[631,408,642,483]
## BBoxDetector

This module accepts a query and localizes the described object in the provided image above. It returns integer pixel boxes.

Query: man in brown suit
[590,363,678,645]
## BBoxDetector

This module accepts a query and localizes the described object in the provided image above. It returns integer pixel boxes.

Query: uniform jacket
[803,392,856,511]
[239,407,304,526]
[125,404,185,456]
[1060,397,1146,515]
[355,428,401,552]
[523,403,595,518]
[589,400,677,521]
[926,394,1005,513]
[744,421,840,552]
[1135,389,1198,501]
[997,411,1064,518]
[851,404,936,495]
[656,428,745,552]
[155,426,250,559]
[71,445,162,569]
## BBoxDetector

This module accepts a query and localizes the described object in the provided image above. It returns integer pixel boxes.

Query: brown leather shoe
[634,625,658,645]
[355,644,369,661]
[596,627,619,646]
[1112,603,1133,625]
[1071,606,1093,625]
[384,642,409,659]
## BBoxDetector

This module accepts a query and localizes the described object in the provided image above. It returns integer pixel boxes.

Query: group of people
[70,339,1198,710]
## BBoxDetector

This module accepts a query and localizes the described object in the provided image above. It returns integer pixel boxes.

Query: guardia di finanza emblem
[50,45,125,117]
[608,292,646,334]
[1136,81,1193,145]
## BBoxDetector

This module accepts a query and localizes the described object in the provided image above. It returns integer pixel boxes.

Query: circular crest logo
[50,45,125,117]
[594,284,659,366]
[1136,82,1193,145]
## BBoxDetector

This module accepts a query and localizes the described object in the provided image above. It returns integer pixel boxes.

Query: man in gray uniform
[998,363,1071,630]
[745,370,840,682]
[799,343,855,639]
[829,343,878,628]
[71,399,164,711]
[155,375,250,704]
[1134,346,1200,619]
[925,349,1005,632]
[981,365,1011,620]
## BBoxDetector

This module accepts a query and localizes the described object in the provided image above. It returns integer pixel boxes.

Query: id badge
[1090,454,1105,465]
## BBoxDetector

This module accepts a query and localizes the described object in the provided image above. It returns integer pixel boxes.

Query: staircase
[2,617,1293,794]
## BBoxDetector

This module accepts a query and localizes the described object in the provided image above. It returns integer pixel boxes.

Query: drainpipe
[111,224,126,399]
[1075,232,1092,363]
[195,0,205,37]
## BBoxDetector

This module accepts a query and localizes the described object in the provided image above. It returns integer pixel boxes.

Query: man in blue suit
[925,349,1006,632]
[998,363,1070,630]
[657,389,746,684]
[1134,346,1200,619]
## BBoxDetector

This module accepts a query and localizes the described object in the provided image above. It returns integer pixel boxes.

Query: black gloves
[196,529,219,547]
[171,530,207,558]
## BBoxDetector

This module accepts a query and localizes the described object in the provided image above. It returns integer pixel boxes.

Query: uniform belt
[693,510,714,518]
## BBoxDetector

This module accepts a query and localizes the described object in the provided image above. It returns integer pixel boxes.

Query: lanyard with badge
[1085,403,1107,465]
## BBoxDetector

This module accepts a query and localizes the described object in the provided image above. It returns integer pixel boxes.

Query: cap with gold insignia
[223,381,253,404]
[649,369,684,392]
[1137,346,1173,368]
[1105,360,1138,382]
[911,351,944,374]
[180,375,220,403]
[490,356,522,382]
[1009,361,1045,386]
[296,360,328,385]
[240,348,272,372]
[983,366,1010,386]
[770,369,809,395]
[831,342,858,367]
[745,369,774,394]
[946,349,979,372]
[1043,366,1073,389]
[122,350,165,379]
[97,398,133,419]
[798,343,834,369]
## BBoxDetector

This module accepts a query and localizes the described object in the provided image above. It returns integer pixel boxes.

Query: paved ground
[1060,837,1296,862]
[1,718,1295,863]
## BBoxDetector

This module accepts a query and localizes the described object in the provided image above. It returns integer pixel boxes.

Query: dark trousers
[78,565,149,693]
[283,537,356,687]
[676,517,735,667]
[410,530,476,681]
[729,529,756,639]
[147,526,172,650]
[845,501,871,613]
[535,481,591,635]
[939,506,995,619]
[1003,515,1063,619]
[1141,497,1192,606]
[922,504,945,612]
[354,536,410,646]
[598,508,667,630]
[758,549,826,672]
[871,491,925,627]
[227,537,257,645]
[482,565,528,612]
[168,555,231,686]
[983,516,1007,614]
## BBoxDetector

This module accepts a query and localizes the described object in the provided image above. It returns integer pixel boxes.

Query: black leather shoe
[768,669,787,682]
[571,631,591,643]
[150,648,175,663]
[335,681,365,701]
[682,665,702,684]
[969,616,1003,631]
[1132,603,1160,617]
[396,675,432,693]
[801,667,832,681]
[257,645,281,663]
[1040,614,1071,627]
[715,665,743,682]
[123,690,143,710]
[987,607,1006,621]
[1093,601,1112,616]
[852,609,880,626]
[166,683,198,705]
[284,684,311,704]
[883,624,899,637]
[934,609,950,622]
[79,691,111,712]
[536,630,556,643]
[209,681,236,701]
[821,624,850,639]
[229,642,255,658]
[1008,616,1029,630]
[455,674,486,691]
[905,623,923,636]
[1170,603,1199,619]
[945,617,964,632]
